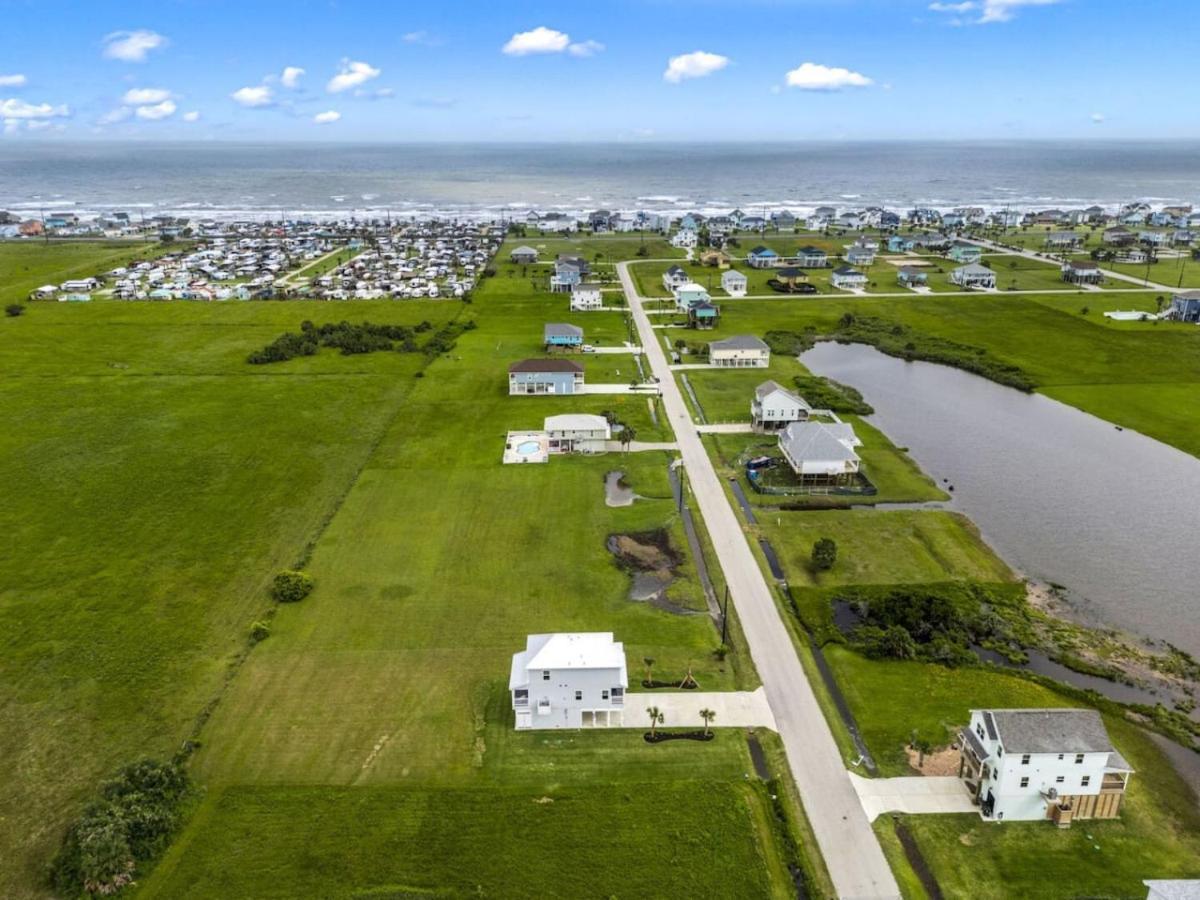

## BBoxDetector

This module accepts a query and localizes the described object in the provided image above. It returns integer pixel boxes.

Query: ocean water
[2,140,1200,222]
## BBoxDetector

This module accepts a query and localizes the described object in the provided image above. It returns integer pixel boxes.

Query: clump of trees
[51,759,189,897]
[271,570,313,603]
[247,319,475,365]
[839,583,1025,667]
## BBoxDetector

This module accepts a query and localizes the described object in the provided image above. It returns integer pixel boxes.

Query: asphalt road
[617,261,901,899]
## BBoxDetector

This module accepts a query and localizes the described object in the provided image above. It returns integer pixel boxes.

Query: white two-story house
[959,708,1133,824]
[751,380,811,431]
[509,633,628,730]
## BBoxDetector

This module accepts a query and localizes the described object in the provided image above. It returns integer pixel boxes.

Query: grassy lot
[760,510,1013,591]
[0,240,176,304]
[508,233,682,262]
[0,296,462,896]
[1098,254,1200,288]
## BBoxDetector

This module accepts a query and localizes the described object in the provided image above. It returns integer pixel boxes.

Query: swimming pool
[516,441,541,456]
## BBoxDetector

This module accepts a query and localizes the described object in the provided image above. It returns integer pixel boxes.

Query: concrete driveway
[849,772,977,822]
[640,687,777,730]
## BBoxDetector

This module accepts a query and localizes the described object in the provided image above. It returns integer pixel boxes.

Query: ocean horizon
[4,139,1200,221]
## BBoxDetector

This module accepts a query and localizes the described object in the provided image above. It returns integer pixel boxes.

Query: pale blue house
[508,359,585,396]
[544,323,584,348]
[888,235,916,253]
[948,242,983,264]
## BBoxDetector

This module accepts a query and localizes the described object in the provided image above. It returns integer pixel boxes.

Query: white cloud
[402,31,441,46]
[135,99,176,120]
[503,26,570,56]
[182,110,200,122]
[928,0,1062,23]
[1091,112,1105,124]
[25,119,58,132]
[97,106,133,125]
[784,62,873,91]
[122,87,171,105]
[0,98,70,119]
[280,66,305,89]
[663,51,730,83]
[102,30,168,62]
[231,85,274,107]
[327,59,380,93]
[0,74,27,87]
[313,110,341,124]
[568,40,605,58]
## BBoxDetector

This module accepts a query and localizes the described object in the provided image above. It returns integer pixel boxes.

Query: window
[1081,776,1091,787]
[1021,754,1031,765]
[1058,754,1064,760]
[1056,776,1065,784]
[542,670,550,681]
[601,690,609,700]
[997,747,1003,758]
[1075,753,1085,764]
[574,691,582,701]
[1019,777,1029,788]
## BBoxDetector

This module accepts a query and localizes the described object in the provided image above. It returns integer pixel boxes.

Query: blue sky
[1,0,1196,141]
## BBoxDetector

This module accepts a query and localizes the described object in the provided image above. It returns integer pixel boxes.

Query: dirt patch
[606,530,682,572]
[906,744,961,777]
[532,796,554,805]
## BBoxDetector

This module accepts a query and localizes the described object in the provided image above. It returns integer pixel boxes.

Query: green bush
[271,570,313,603]
[249,620,271,642]
[811,538,838,571]
[5,303,25,317]
[51,759,188,897]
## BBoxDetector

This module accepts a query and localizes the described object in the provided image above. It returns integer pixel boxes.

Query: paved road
[618,261,901,899]
[965,235,1184,293]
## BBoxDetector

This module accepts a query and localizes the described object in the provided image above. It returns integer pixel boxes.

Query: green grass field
[0,240,178,305]
[0,243,805,897]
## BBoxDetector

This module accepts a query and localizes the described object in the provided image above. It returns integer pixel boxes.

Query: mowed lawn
[150,269,797,894]
[0,297,460,897]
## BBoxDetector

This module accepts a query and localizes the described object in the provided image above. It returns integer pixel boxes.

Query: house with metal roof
[897,266,928,288]
[1166,290,1200,323]
[510,245,539,264]
[509,632,628,730]
[959,708,1133,823]
[662,264,691,292]
[570,282,604,311]
[709,335,770,368]
[778,421,861,480]
[687,301,720,329]
[831,266,868,290]
[747,246,779,269]
[948,241,983,264]
[1062,260,1103,285]
[795,245,829,268]
[508,359,585,395]
[544,323,584,348]
[950,263,997,290]
[752,380,811,431]
[544,414,611,453]
[721,269,748,297]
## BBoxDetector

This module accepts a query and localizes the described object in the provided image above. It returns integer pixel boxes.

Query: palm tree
[646,706,664,738]
[642,656,655,685]
[621,424,636,451]
[699,708,716,736]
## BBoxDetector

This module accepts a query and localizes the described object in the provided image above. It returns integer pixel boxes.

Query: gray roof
[954,263,995,277]
[755,380,810,407]
[984,708,1115,754]
[779,421,859,463]
[710,334,768,352]
[961,725,988,759]
[832,265,865,277]
[544,323,583,338]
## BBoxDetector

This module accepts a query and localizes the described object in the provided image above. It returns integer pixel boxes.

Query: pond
[801,342,1200,657]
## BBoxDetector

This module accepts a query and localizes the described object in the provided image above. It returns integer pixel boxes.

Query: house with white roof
[721,269,748,297]
[959,708,1133,823]
[778,421,861,480]
[544,414,611,453]
[673,282,711,311]
[752,380,811,431]
[709,335,770,368]
[951,263,997,290]
[671,229,698,249]
[509,632,628,730]
[1144,881,1200,900]
[570,282,604,311]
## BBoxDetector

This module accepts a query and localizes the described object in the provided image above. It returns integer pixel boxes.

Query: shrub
[811,538,838,571]
[271,570,313,603]
[249,620,271,642]
[5,303,24,317]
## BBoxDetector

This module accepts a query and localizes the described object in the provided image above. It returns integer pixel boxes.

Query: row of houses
[508,631,1136,827]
